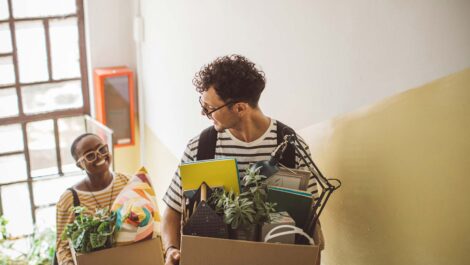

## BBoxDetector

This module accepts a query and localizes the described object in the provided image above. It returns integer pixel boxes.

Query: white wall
[83,0,141,175]
[139,0,470,158]
[84,0,137,116]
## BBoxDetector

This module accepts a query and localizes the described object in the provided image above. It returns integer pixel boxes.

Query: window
[0,0,89,239]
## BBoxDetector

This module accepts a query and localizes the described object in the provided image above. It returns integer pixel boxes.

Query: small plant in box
[62,206,116,253]
[209,167,277,241]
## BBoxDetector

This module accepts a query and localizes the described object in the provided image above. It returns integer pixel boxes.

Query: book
[179,158,241,195]
[267,186,313,229]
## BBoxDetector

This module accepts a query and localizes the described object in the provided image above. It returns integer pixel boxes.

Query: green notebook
[267,186,313,229]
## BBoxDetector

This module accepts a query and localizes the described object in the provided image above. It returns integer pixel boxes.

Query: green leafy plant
[62,206,116,253]
[0,215,7,241]
[242,166,277,224]
[0,215,15,265]
[209,167,277,230]
[214,189,256,229]
[27,228,56,265]
[0,215,55,265]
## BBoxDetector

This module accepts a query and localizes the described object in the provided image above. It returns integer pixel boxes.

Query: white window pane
[50,18,80,79]
[0,154,27,184]
[0,23,12,53]
[35,207,56,232]
[27,120,58,177]
[34,175,81,206]
[1,183,34,237]
[0,88,18,118]
[58,116,86,173]
[0,124,23,153]
[1,238,29,259]
[12,0,76,18]
[21,80,83,114]
[0,56,15,85]
[16,21,48,83]
[0,0,9,20]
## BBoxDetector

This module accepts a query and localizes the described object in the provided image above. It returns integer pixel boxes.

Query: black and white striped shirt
[163,119,319,213]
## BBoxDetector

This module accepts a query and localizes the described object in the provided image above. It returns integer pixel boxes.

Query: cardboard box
[180,235,320,265]
[71,238,164,265]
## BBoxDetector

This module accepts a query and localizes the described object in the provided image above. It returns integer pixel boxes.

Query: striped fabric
[55,172,130,265]
[163,119,319,214]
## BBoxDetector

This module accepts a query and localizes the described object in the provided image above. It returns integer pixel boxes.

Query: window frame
[0,0,89,238]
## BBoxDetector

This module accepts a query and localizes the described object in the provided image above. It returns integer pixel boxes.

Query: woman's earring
[76,161,84,170]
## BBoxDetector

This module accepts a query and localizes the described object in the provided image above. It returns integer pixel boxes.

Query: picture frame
[264,167,311,191]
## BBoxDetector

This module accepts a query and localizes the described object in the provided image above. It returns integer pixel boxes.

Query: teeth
[96,160,105,166]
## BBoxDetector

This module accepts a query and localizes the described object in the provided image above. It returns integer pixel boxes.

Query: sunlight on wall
[113,119,141,176]
[299,68,470,265]
[143,124,179,210]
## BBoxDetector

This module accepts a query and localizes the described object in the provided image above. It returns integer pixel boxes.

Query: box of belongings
[180,191,324,265]
[71,237,164,265]
[69,167,165,265]
[179,161,324,265]
[180,226,323,265]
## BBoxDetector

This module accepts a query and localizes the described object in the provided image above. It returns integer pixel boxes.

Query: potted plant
[209,167,277,241]
[62,206,116,253]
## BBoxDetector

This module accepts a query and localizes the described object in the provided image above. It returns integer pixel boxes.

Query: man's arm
[162,206,182,265]
[162,136,199,264]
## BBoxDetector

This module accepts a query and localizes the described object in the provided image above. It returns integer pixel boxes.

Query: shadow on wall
[299,68,470,265]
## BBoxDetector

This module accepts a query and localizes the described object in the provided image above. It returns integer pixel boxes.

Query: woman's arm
[56,191,75,265]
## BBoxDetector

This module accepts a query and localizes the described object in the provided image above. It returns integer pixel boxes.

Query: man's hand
[164,248,181,265]
[162,206,182,265]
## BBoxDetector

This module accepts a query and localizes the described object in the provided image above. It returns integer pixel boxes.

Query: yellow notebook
[179,158,241,195]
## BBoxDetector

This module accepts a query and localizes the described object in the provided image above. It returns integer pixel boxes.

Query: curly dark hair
[193,55,266,107]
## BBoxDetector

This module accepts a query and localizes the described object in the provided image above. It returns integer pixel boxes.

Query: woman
[55,133,130,265]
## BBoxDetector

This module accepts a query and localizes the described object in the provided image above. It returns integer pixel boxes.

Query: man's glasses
[77,144,109,163]
[198,96,236,119]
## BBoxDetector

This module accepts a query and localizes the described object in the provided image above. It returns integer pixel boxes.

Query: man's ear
[235,102,248,115]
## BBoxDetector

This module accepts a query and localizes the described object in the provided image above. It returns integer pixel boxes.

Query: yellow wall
[110,118,179,211]
[299,69,470,265]
[109,115,180,210]
[113,120,141,176]
[143,124,179,210]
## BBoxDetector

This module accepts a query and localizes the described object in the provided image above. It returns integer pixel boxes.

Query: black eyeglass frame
[198,96,238,118]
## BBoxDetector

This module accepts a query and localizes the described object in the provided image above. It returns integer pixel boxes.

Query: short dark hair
[193,55,266,107]
[70,133,99,161]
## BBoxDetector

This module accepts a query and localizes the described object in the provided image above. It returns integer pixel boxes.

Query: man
[162,55,319,265]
